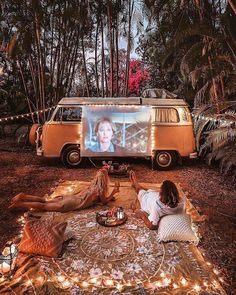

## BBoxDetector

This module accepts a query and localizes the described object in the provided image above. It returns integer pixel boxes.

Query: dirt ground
[0,139,235,294]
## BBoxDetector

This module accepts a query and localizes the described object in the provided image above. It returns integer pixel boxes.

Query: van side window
[154,108,179,123]
[179,108,189,121]
[54,107,82,122]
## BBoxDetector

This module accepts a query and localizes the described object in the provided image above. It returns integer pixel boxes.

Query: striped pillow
[157,213,199,244]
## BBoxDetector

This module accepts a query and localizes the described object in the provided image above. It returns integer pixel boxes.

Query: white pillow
[157,213,199,244]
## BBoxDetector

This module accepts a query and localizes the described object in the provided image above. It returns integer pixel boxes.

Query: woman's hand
[134,209,146,219]
[130,201,136,212]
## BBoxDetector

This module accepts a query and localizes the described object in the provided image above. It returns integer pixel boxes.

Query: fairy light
[193,284,201,291]
[160,272,165,278]
[0,106,56,123]
[219,277,224,283]
[154,281,162,287]
[181,278,187,286]
[90,277,97,284]
[206,262,212,266]
[57,275,65,282]
[116,282,123,291]
[163,278,171,285]
[213,268,220,275]
[193,114,235,127]
[173,283,178,289]
[105,279,113,286]
[62,280,71,288]
[212,280,219,287]
[81,281,89,288]
[25,279,32,286]
[203,281,208,287]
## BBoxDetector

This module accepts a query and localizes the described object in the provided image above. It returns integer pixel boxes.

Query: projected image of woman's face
[82,106,152,156]
[97,121,113,144]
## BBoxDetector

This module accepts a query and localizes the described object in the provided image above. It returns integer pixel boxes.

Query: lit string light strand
[192,113,235,127]
[0,107,56,123]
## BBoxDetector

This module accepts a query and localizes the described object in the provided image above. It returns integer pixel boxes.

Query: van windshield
[54,107,82,122]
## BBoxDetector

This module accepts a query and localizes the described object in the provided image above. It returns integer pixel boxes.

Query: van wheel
[154,151,175,170]
[61,146,82,168]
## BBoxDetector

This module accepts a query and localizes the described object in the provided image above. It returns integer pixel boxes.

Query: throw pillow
[19,219,67,257]
[157,213,199,244]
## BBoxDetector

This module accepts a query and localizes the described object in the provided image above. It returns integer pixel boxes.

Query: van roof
[58,97,188,107]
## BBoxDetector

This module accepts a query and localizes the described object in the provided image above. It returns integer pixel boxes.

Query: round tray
[96,212,127,227]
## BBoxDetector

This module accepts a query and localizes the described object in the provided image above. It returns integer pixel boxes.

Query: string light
[213,268,220,275]
[105,279,113,286]
[173,283,178,289]
[160,272,165,278]
[81,281,89,288]
[0,106,56,123]
[193,284,201,291]
[181,278,187,286]
[192,113,235,127]
[116,282,123,291]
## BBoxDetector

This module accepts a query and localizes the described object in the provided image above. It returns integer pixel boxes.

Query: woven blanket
[0,182,226,294]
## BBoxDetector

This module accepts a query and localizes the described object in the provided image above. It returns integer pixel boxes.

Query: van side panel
[152,125,195,156]
[42,123,81,157]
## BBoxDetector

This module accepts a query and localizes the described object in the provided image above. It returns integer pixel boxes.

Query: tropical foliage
[137,0,236,177]
[0,0,146,121]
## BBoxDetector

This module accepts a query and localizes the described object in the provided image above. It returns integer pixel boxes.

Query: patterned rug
[0,181,226,294]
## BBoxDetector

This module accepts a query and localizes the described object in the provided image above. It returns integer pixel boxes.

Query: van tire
[29,124,41,146]
[61,145,82,168]
[154,150,176,170]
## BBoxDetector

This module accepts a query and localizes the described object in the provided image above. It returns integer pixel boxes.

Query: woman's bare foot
[130,170,139,188]
[11,192,25,204]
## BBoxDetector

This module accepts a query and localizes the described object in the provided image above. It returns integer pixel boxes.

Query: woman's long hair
[160,180,180,208]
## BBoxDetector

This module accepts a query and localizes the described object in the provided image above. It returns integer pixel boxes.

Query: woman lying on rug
[130,171,185,230]
[9,169,119,212]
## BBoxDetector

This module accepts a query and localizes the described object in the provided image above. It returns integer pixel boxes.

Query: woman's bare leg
[129,171,144,211]
[9,199,66,212]
[11,193,45,204]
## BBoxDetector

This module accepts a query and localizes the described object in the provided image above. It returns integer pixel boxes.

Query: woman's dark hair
[160,180,180,208]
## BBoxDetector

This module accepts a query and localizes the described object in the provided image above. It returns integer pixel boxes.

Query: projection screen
[81,105,152,157]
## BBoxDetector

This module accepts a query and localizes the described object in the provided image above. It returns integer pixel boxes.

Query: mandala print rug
[0,182,226,295]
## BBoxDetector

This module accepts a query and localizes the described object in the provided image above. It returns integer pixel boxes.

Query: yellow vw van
[29,97,197,170]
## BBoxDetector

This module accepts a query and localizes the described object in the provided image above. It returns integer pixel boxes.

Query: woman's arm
[135,210,159,230]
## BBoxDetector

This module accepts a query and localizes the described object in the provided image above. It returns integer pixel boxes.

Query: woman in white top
[130,171,185,230]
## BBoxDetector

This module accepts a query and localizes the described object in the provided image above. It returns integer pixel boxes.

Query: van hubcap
[68,151,80,164]
[157,152,171,167]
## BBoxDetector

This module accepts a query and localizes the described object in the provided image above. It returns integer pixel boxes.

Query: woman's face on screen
[97,121,113,144]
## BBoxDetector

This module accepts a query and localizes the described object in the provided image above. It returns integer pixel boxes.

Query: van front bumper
[37,147,43,156]
[189,152,198,159]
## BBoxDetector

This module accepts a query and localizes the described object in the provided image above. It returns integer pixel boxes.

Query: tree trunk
[34,11,45,121]
[81,35,90,97]
[228,0,236,15]
[95,18,100,97]
[107,1,114,96]
[115,12,119,97]
[125,0,134,97]
[101,18,105,97]
[17,59,35,123]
